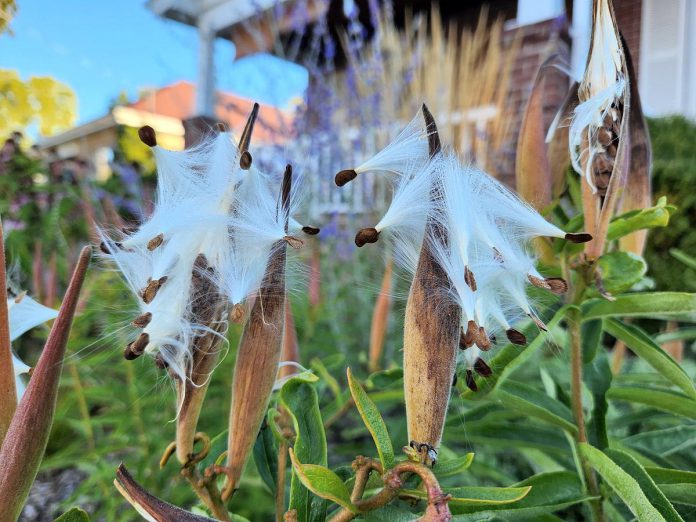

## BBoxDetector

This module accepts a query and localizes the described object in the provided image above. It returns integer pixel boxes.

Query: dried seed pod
[477,327,491,351]
[403,105,461,466]
[506,329,527,345]
[464,266,477,291]
[225,167,291,498]
[141,276,167,304]
[463,320,478,348]
[124,333,149,360]
[565,233,593,243]
[545,277,568,294]
[335,169,357,187]
[238,103,259,170]
[528,274,551,291]
[355,227,380,247]
[174,256,228,465]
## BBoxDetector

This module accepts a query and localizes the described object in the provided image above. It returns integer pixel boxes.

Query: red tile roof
[128,80,292,143]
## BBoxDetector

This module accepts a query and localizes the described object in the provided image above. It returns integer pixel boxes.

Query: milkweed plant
[1,0,696,521]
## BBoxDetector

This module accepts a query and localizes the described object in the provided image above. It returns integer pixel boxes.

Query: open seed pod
[224,166,292,499]
[402,105,461,466]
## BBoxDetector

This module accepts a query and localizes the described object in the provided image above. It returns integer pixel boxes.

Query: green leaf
[584,352,612,449]
[463,306,571,397]
[433,453,475,479]
[623,426,696,461]
[492,382,577,435]
[658,485,696,506]
[54,508,89,522]
[253,418,277,495]
[346,367,395,470]
[605,449,683,522]
[581,319,603,364]
[447,471,591,517]
[646,467,696,485]
[289,449,357,513]
[604,319,696,399]
[362,505,418,521]
[579,443,666,521]
[593,252,647,295]
[460,421,571,455]
[607,196,673,241]
[281,375,328,522]
[669,248,696,270]
[607,386,696,419]
[582,292,696,322]
[402,486,531,506]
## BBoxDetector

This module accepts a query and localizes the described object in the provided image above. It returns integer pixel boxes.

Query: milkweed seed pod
[568,0,636,259]
[100,106,309,465]
[337,106,591,466]
[224,166,292,499]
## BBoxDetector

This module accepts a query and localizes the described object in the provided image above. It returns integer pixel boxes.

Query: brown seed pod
[463,320,478,348]
[355,227,380,247]
[335,169,357,187]
[403,104,460,466]
[477,327,491,351]
[224,166,291,498]
[124,333,149,360]
[464,266,477,291]
[506,328,527,345]
[141,276,167,304]
[458,327,469,351]
[545,277,568,294]
[527,274,551,291]
[138,126,157,147]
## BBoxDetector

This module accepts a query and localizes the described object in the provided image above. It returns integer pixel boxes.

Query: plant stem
[276,440,288,522]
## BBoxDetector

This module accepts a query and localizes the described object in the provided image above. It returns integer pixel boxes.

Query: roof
[129,80,292,142]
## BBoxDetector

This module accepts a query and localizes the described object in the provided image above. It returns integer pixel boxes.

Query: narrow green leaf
[402,486,531,506]
[281,376,328,522]
[434,453,475,479]
[346,367,394,469]
[289,449,357,513]
[605,449,683,522]
[363,505,418,521]
[654,327,696,344]
[447,471,591,517]
[492,382,577,435]
[658,485,696,506]
[646,467,696,485]
[604,319,696,399]
[581,319,603,364]
[582,292,696,322]
[623,426,696,460]
[607,196,673,241]
[54,508,90,522]
[584,352,612,449]
[579,443,666,521]
[253,419,277,494]
[607,386,696,419]
[669,248,696,270]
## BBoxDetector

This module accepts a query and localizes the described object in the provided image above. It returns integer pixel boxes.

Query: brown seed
[606,143,617,156]
[121,226,139,235]
[477,327,491,350]
[506,328,526,345]
[355,227,380,247]
[463,320,478,347]
[142,276,167,304]
[565,232,593,243]
[124,332,149,360]
[230,303,245,323]
[465,369,478,392]
[132,312,152,328]
[240,150,253,170]
[545,277,568,294]
[474,358,492,377]
[528,274,551,291]
[301,226,320,236]
[458,327,469,350]
[216,122,226,132]
[335,169,357,187]
[464,266,477,291]
[99,242,112,255]
[529,314,548,332]
[154,353,168,369]
[593,152,614,173]
[283,236,304,249]
[138,125,157,147]
[597,128,613,147]
[147,233,164,251]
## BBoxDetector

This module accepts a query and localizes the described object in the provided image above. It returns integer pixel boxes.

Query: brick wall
[498,17,571,186]
[613,0,642,79]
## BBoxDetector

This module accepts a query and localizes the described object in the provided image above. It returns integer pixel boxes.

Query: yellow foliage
[0,69,77,139]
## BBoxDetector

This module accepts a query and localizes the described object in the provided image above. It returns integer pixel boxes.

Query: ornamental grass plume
[100,105,312,470]
[336,105,590,466]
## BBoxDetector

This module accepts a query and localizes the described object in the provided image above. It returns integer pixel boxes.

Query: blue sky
[0,0,308,124]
